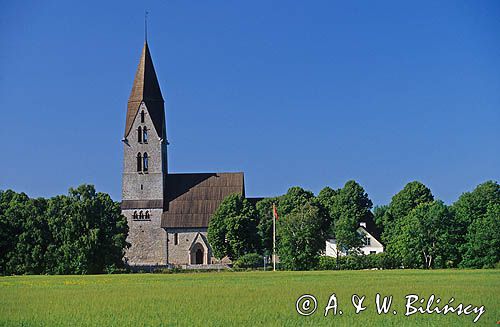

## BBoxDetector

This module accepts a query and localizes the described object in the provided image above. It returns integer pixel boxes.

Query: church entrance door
[195,248,204,264]
[190,243,205,265]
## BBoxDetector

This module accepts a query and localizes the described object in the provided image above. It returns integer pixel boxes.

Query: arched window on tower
[133,211,138,220]
[143,153,148,172]
[139,211,144,220]
[137,126,142,143]
[143,127,148,143]
[145,211,150,220]
[136,153,142,172]
[141,111,145,123]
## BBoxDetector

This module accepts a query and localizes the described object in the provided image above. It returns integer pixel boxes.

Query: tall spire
[145,11,148,42]
[124,42,165,138]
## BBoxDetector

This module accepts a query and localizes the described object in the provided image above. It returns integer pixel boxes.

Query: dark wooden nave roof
[161,172,245,229]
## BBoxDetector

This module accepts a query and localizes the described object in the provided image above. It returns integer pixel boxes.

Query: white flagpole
[273,203,276,271]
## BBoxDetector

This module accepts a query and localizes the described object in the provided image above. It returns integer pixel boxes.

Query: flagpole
[273,203,276,271]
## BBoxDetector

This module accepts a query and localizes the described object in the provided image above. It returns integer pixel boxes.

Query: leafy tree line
[0,185,129,275]
[1,180,497,274]
[375,180,499,269]
[209,181,377,270]
[208,180,499,270]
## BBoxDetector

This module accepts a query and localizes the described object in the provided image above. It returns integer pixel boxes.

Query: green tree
[256,187,327,264]
[1,185,127,275]
[373,205,388,232]
[452,181,500,226]
[273,187,330,270]
[396,201,459,269]
[0,191,49,274]
[44,185,129,274]
[317,186,338,223]
[382,181,434,264]
[207,194,259,260]
[318,181,373,258]
[384,181,434,225]
[277,202,328,270]
[335,181,373,254]
[453,181,500,268]
[278,186,315,216]
[0,190,24,274]
[460,203,500,268]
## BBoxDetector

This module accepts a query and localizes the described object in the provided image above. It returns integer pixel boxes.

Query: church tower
[121,41,168,267]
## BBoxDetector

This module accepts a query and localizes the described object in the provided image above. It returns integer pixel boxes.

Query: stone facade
[122,102,166,202]
[122,102,168,266]
[166,228,211,265]
[123,208,167,266]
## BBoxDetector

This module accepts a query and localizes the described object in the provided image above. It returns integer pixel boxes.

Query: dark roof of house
[125,41,165,138]
[360,216,382,242]
[246,197,264,206]
[161,172,245,228]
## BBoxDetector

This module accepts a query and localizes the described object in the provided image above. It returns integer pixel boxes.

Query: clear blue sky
[1,1,499,206]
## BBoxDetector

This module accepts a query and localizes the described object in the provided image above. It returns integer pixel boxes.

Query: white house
[325,221,384,257]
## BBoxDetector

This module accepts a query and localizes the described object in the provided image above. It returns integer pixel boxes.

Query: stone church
[121,41,244,268]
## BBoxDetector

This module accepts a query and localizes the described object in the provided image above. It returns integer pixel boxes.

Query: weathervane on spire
[145,10,149,42]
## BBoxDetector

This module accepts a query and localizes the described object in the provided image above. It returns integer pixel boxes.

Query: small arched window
[139,211,144,220]
[143,127,148,143]
[141,111,145,123]
[133,211,138,220]
[145,211,150,220]
[143,153,148,172]
[137,126,142,143]
[174,233,178,245]
[136,153,142,172]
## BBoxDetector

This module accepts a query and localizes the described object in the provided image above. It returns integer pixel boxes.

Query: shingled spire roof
[125,41,165,138]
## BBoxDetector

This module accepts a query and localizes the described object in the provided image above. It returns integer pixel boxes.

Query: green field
[0,270,498,326]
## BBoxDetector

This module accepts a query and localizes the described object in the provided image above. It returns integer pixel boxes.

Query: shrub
[105,265,130,274]
[318,256,338,270]
[318,253,397,270]
[377,252,399,269]
[233,253,263,269]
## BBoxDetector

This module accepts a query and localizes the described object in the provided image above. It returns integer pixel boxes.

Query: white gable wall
[325,227,384,257]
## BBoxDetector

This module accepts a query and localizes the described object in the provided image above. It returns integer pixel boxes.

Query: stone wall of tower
[122,102,166,201]
[122,101,167,266]
[123,209,167,266]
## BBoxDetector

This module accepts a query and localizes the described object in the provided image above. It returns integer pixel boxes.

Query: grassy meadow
[0,269,498,326]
